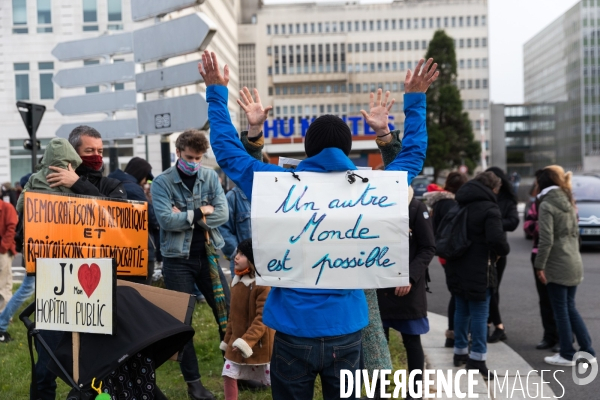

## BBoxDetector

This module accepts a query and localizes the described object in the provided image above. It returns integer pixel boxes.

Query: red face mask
[80,155,103,171]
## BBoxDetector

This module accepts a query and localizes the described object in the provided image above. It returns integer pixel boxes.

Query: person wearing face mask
[46,125,126,199]
[151,129,230,400]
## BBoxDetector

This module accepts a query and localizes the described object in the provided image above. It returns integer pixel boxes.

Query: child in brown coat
[219,238,274,399]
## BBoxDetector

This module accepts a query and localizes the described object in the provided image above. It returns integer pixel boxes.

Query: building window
[370,63,375,72]
[107,0,122,30]
[459,59,464,69]
[452,17,456,27]
[474,16,479,26]
[392,62,397,71]
[13,0,28,33]
[415,41,419,50]
[399,19,404,29]
[467,16,471,26]
[282,24,286,34]
[355,62,360,72]
[37,0,52,33]
[384,42,389,51]
[15,63,30,100]
[39,61,54,99]
[460,80,465,89]
[459,39,464,48]
[482,37,487,47]
[319,105,324,113]
[407,41,412,50]
[414,18,419,29]
[407,61,412,70]
[267,25,271,35]
[468,80,473,89]
[296,23,301,33]
[459,16,464,27]
[392,82,398,92]
[475,100,481,109]
[370,43,375,52]
[467,38,472,48]
[400,62,405,71]
[377,42,382,51]
[274,25,278,34]
[267,66,272,75]
[474,38,480,47]
[467,59,472,69]
[392,19,396,29]
[468,100,473,109]
[303,23,307,33]
[422,18,426,28]
[483,99,488,108]
[482,58,488,68]
[483,79,488,89]
[384,19,389,30]
[377,20,381,30]
[475,59,480,68]
[362,43,367,52]
[444,17,449,27]
[377,62,382,72]
[385,62,390,71]
[436,17,441,28]
[407,19,411,29]
[83,0,98,31]
[482,16,487,26]
[422,40,427,49]
[369,20,374,31]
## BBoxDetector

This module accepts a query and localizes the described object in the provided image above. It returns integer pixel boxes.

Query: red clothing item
[0,201,17,255]
[427,183,443,192]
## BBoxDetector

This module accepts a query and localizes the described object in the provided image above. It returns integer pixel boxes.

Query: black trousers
[384,328,424,393]
[448,294,455,331]
[531,253,559,343]
[488,256,507,326]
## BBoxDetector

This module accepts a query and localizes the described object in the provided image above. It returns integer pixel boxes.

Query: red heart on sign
[78,263,101,298]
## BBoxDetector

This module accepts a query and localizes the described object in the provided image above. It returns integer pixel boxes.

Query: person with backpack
[534,166,596,366]
[423,172,468,348]
[485,167,519,344]
[441,172,510,378]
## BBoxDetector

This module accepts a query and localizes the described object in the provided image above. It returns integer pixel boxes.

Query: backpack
[435,204,471,261]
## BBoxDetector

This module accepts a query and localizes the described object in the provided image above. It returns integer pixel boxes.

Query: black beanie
[125,157,154,183]
[237,238,254,266]
[304,115,352,157]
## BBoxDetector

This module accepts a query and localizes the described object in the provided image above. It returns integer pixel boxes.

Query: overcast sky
[263,0,581,104]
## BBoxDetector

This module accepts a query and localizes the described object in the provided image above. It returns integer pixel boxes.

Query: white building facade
[239,0,490,168]
[0,0,240,185]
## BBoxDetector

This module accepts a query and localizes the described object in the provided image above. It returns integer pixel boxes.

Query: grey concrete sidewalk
[422,312,556,399]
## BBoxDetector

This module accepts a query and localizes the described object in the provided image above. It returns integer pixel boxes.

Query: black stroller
[21,285,195,400]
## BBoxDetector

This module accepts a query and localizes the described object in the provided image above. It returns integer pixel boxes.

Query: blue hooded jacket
[207,85,427,337]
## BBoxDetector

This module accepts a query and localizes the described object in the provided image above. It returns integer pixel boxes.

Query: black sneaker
[465,358,495,380]
[487,328,507,343]
[0,331,13,343]
[453,353,469,367]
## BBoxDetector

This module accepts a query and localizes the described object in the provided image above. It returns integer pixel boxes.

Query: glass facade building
[524,0,600,171]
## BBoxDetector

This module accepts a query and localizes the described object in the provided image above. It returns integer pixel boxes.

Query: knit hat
[236,238,254,266]
[125,157,154,183]
[304,114,352,157]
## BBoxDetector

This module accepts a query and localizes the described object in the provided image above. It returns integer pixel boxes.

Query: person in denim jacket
[151,129,229,400]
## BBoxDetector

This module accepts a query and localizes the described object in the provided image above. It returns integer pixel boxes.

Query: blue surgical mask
[177,158,201,175]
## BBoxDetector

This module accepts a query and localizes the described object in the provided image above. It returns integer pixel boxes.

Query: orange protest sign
[23,191,148,276]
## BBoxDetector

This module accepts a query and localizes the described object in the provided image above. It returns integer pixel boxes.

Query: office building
[524,0,600,171]
[0,0,240,184]
[239,0,490,167]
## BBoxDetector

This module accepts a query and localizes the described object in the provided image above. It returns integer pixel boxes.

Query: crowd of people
[0,50,595,400]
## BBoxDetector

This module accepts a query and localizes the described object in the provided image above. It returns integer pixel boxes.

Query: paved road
[426,220,600,398]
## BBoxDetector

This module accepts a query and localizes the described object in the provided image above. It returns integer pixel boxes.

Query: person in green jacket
[534,165,596,367]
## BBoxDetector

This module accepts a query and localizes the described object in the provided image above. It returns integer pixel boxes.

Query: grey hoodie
[17,138,82,213]
[534,187,583,286]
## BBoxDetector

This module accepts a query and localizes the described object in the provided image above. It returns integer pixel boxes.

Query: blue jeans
[31,330,63,400]
[454,290,492,361]
[547,283,596,360]
[271,330,362,400]
[0,275,35,331]
[162,256,231,382]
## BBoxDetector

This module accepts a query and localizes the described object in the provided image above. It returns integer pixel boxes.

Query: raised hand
[237,87,272,137]
[198,50,229,87]
[405,58,439,93]
[360,89,395,141]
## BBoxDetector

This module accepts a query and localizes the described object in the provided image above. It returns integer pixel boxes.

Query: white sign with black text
[35,258,115,335]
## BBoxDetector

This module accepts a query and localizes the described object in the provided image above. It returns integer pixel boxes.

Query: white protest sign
[35,258,115,335]
[251,171,409,289]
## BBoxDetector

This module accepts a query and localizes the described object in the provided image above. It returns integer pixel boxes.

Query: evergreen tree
[424,30,481,179]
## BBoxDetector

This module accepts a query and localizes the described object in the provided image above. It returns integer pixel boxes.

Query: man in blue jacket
[200,50,438,399]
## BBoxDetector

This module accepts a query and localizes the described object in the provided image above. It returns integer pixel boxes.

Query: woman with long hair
[534,166,596,366]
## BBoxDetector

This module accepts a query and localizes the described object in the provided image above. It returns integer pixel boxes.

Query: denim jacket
[151,165,228,258]
[219,186,251,271]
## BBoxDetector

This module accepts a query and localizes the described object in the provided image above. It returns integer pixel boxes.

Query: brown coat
[222,275,274,365]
